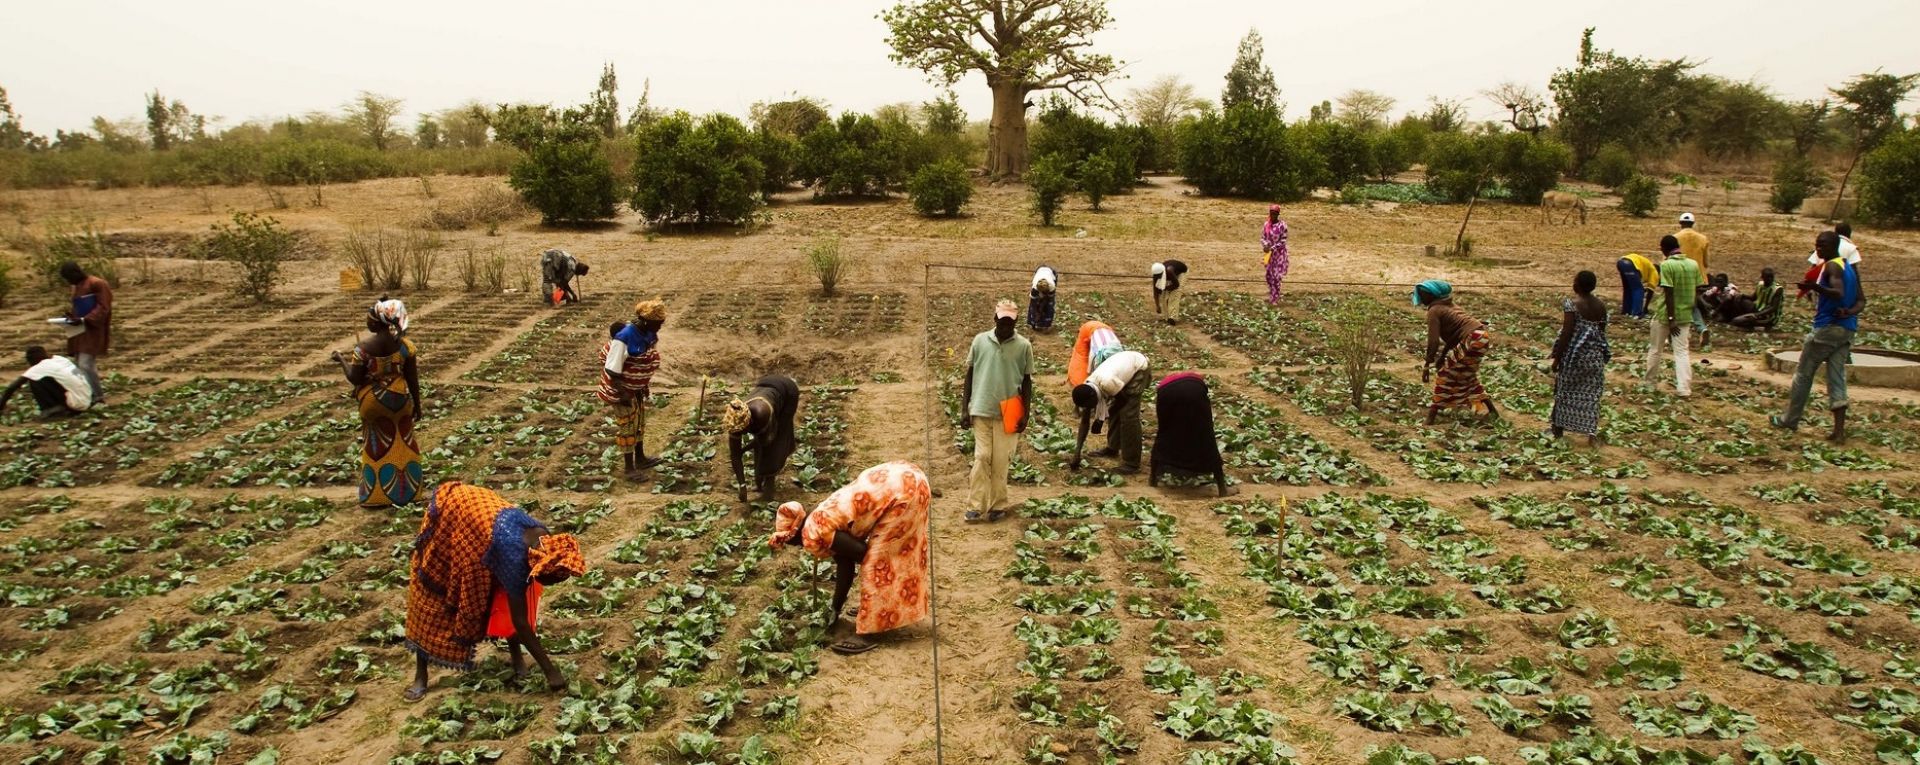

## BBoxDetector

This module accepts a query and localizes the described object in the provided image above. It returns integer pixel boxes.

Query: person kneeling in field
[1730,268,1785,331]
[1070,349,1151,474]
[725,375,801,502]
[404,482,587,701]
[1149,371,1232,496]
[769,461,932,656]
[0,346,94,419]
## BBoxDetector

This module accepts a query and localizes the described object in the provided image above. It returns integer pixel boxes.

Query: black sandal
[831,639,876,655]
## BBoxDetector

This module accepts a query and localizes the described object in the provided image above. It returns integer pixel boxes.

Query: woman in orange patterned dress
[404,482,586,701]
[768,460,931,655]
[334,299,423,507]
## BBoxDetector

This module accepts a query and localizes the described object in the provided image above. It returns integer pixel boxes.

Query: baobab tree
[882,0,1120,178]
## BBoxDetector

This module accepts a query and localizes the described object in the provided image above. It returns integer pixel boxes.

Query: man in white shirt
[1808,222,1863,268]
[1070,349,1150,473]
[0,346,94,419]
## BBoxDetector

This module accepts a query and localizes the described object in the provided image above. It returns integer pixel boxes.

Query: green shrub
[1620,175,1661,217]
[752,129,798,197]
[1585,144,1637,189]
[1494,133,1572,205]
[1028,154,1072,226]
[40,218,119,288]
[1031,99,1140,186]
[1768,156,1828,214]
[630,112,766,227]
[1079,152,1120,211]
[806,235,848,295]
[201,212,296,304]
[1423,133,1496,203]
[1177,104,1316,200]
[1369,122,1426,180]
[1303,121,1373,190]
[908,160,973,217]
[798,113,904,197]
[505,110,618,226]
[1859,131,1920,226]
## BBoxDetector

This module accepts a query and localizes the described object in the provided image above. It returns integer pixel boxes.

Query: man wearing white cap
[1675,213,1711,347]
[960,299,1033,523]
[1151,259,1188,324]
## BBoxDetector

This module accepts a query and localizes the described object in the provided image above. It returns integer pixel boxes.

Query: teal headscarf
[1413,280,1453,306]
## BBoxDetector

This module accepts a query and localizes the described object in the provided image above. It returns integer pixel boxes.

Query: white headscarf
[1032,266,1057,293]
[370,299,409,333]
[1151,262,1167,290]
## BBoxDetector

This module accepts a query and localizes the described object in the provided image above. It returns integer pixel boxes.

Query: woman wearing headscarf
[1151,259,1188,324]
[1261,205,1290,304]
[600,300,666,478]
[403,482,587,701]
[1549,271,1611,446]
[1067,320,1121,389]
[769,461,932,655]
[1027,266,1058,333]
[725,375,801,502]
[1415,280,1499,425]
[1149,372,1231,496]
[333,298,422,508]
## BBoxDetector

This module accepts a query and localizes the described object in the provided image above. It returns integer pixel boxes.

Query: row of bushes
[0,141,520,189]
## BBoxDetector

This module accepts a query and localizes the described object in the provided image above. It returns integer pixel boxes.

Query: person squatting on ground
[1149,371,1232,496]
[1617,251,1657,319]
[769,461,932,656]
[1773,231,1865,444]
[335,299,423,508]
[725,374,800,502]
[1676,213,1712,346]
[1549,271,1611,447]
[1417,280,1499,425]
[60,261,111,406]
[1645,235,1702,397]
[600,301,666,478]
[0,346,94,419]
[403,482,586,701]
[961,300,1032,523]
[539,248,588,307]
[1151,259,1188,324]
[1730,269,1785,331]
[1699,274,1742,324]
[1261,204,1290,304]
[1071,348,1150,475]
[1027,266,1058,333]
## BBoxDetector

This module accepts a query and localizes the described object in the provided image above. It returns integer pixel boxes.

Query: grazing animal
[1541,191,1587,225]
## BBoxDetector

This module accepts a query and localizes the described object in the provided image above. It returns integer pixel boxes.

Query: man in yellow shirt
[1618,252,1658,318]
[1675,213,1711,346]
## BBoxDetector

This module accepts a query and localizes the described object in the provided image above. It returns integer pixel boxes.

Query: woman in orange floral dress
[769,460,931,654]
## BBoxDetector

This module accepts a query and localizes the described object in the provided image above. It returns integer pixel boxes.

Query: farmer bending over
[769,461,932,655]
[1071,349,1151,474]
[0,346,94,419]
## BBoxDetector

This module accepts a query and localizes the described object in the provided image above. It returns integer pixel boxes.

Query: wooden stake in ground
[693,376,709,425]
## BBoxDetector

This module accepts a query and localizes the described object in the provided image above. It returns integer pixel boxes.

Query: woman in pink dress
[768,461,932,655]
[1261,204,1290,304]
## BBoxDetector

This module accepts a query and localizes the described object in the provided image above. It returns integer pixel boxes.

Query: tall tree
[415,115,443,149]
[0,86,45,151]
[1126,75,1205,132]
[1482,81,1547,136]
[883,0,1121,178]
[626,78,662,131]
[1335,89,1395,130]
[146,90,175,150]
[1221,29,1280,114]
[1421,96,1468,133]
[588,63,620,139]
[344,91,404,150]
[1829,70,1919,216]
[1548,28,1696,169]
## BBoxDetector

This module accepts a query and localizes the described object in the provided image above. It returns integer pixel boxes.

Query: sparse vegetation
[200,211,296,303]
[805,235,848,296]
[1620,174,1661,217]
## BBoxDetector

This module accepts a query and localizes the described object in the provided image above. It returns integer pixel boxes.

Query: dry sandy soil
[1,174,1918,765]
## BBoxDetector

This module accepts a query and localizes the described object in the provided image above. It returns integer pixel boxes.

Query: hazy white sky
[5,0,1918,136]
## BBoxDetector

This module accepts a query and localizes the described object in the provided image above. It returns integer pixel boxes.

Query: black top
[1161,260,1188,290]
[1151,374,1222,475]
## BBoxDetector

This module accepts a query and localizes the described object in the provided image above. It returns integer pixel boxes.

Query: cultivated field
[2,175,1920,764]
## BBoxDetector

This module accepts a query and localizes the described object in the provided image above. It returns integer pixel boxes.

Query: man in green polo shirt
[961,300,1032,523]
[1645,235,1702,396]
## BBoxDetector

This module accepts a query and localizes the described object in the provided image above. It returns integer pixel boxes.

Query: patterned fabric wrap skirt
[1432,328,1493,413]
[611,398,644,449]
[358,378,422,507]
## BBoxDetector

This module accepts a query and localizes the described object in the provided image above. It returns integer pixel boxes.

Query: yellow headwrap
[722,399,753,434]
[767,501,807,549]
[634,300,667,322]
[528,533,586,582]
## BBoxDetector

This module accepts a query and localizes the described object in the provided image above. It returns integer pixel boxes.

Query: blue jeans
[1779,325,1853,428]
[1616,259,1645,317]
